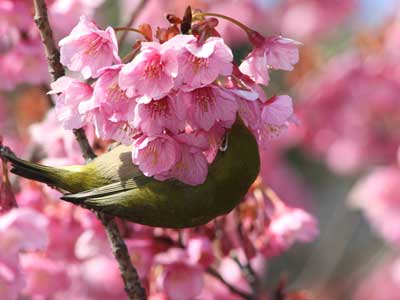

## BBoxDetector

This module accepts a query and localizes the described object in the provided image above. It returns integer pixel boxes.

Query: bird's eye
[219,133,229,152]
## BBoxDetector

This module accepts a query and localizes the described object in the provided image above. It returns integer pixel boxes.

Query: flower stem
[115,27,145,36]
[117,0,148,45]
[195,12,253,34]
[265,187,286,211]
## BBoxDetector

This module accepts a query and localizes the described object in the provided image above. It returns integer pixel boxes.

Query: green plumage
[0,119,260,228]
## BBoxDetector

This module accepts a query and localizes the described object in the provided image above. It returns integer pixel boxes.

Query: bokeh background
[1,1,400,299]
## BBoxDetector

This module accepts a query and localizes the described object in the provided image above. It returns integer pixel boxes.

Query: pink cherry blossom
[74,229,109,260]
[93,115,138,145]
[0,208,48,253]
[187,236,214,268]
[133,134,181,177]
[12,39,49,86]
[155,248,204,300]
[267,208,318,252]
[353,257,400,300]
[79,255,126,299]
[119,41,179,99]
[166,132,210,185]
[20,253,71,296]
[280,0,356,41]
[256,95,295,148]
[203,124,226,163]
[170,148,208,185]
[59,15,120,79]
[0,1,32,32]
[237,98,262,130]
[0,260,23,300]
[0,208,48,300]
[180,85,238,131]
[296,50,400,174]
[49,76,93,130]
[134,95,186,135]
[176,36,233,90]
[239,34,301,85]
[29,109,88,165]
[126,238,166,278]
[349,166,400,246]
[263,197,318,257]
[0,39,48,91]
[261,95,294,126]
[80,64,138,144]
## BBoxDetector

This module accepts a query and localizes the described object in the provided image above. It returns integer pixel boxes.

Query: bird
[0,118,260,228]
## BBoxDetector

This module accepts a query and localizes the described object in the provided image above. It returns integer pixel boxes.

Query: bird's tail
[0,146,71,191]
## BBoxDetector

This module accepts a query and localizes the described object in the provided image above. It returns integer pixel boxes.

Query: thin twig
[235,214,261,294]
[32,1,146,299]
[33,0,64,80]
[206,267,256,300]
[117,0,147,45]
[232,255,260,294]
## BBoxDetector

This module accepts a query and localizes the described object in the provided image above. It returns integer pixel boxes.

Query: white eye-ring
[219,133,229,152]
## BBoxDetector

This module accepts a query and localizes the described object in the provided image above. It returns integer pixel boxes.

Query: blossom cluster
[52,14,300,185]
[0,4,322,300]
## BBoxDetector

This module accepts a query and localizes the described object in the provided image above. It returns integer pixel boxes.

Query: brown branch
[33,0,64,81]
[118,0,148,45]
[72,128,96,161]
[97,213,147,299]
[232,255,260,295]
[32,1,146,299]
[206,267,256,300]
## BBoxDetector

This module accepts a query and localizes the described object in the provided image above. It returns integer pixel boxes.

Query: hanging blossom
[54,10,300,186]
[240,32,301,86]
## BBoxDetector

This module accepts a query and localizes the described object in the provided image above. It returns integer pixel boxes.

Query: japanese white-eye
[0,118,259,228]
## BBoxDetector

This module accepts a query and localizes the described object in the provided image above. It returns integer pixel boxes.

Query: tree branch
[97,213,147,299]
[32,1,146,299]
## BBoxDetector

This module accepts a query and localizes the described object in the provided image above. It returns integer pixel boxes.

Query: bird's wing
[61,175,150,201]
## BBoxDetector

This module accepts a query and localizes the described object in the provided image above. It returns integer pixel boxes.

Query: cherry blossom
[133,135,181,177]
[119,41,179,99]
[175,36,233,90]
[155,248,204,300]
[49,76,94,130]
[180,85,238,131]
[239,34,301,85]
[134,95,186,135]
[59,15,120,79]
[349,166,400,246]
